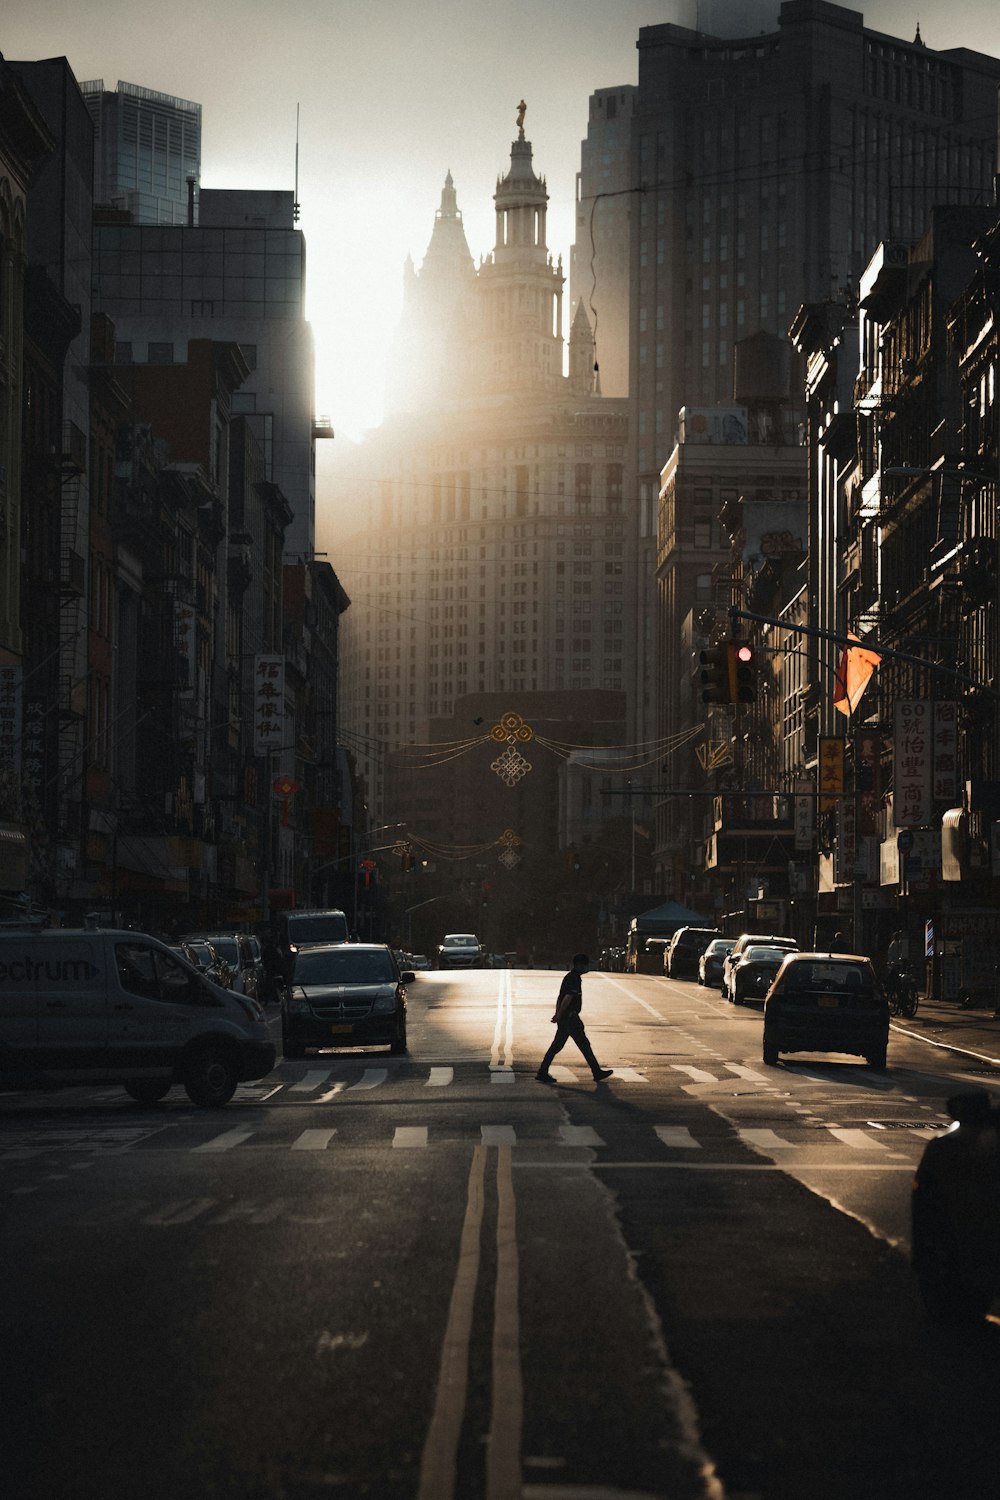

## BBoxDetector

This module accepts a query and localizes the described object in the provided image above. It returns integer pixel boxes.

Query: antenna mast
[294,103,300,222]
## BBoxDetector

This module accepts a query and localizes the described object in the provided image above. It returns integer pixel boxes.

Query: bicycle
[885,966,919,1018]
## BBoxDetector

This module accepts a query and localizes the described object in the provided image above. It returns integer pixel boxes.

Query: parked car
[0,928,274,1107]
[912,1090,1000,1322]
[275,908,350,979]
[730,944,790,1004]
[169,938,233,990]
[698,938,735,987]
[281,943,412,1057]
[437,934,483,969]
[181,932,259,1000]
[722,933,798,1001]
[762,953,889,1069]
[665,926,722,979]
[409,953,431,971]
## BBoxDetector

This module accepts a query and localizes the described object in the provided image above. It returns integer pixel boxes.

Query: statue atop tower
[516,99,526,137]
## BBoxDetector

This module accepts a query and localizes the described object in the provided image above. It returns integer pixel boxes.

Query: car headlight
[285,993,312,1016]
[373,988,400,1014]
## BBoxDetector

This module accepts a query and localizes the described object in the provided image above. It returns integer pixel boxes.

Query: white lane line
[349,1069,388,1091]
[490,969,515,1073]
[427,1067,454,1087]
[486,1145,523,1500]
[725,1063,770,1083]
[393,1126,429,1149]
[828,1127,897,1152]
[671,1064,718,1083]
[559,1125,604,1147]
[481,1125,517,1147]
[292,1129,336,1151]
[416,1145,487,1500]
[655,1125,702,1149]
[289,1069,332,1093]
[738,1128,796,1150]
[193,1126,255,1154]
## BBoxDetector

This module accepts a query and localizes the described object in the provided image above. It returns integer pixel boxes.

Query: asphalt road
[2,967,999,1500]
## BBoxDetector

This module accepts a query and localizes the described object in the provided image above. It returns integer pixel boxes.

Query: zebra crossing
[0,1112,943,1162]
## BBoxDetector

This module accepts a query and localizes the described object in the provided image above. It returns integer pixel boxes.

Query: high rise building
[625,0,1000,828]
[80,79,201,225]
[337,125,628,831]
[571,85,636,400]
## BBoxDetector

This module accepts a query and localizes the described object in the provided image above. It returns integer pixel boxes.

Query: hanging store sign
[0,665,21,777]
[931,701,958,803]
[254,655,285,756]
[818,737,844,811]
[893,701,931,828]
[794,778,813,851]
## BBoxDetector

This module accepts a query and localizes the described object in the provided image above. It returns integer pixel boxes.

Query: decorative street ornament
[489,711,534,786]
[496,827,523,868]
[491,743,532,787]
[272,774,300,828]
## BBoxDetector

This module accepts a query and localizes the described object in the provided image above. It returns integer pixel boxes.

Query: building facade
[80,78,201,226]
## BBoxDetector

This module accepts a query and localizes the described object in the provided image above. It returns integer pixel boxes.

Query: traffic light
[731,642,757,704]
[699,645,732,704]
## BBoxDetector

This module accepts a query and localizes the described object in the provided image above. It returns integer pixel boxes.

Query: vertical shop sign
[931,701,958,803]
[254,655,285,756]
[0,665,21,776]
[794,778,813,851]
[818,737,845,811]
[893,701,931,827]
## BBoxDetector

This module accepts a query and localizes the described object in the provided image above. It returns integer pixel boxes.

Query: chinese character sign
[893,701,931,828]
[818,737,845,812]
[254,655,285,756]
[0,665,21,776]
[931,701,958,803]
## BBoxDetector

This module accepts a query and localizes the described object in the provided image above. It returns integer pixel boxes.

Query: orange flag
[833,631,881,717]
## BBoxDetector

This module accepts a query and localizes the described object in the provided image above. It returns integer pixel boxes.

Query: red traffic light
[735,644,753,663]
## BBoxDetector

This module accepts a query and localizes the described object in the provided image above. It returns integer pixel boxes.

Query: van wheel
[763,1040,780,1066]
[389,1023,408,1056]
[866,1050,887,1070]
[124,1079,172,1105]
[183,1048,239,1108]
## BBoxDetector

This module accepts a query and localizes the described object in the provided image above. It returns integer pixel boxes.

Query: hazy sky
[4,1,999,441]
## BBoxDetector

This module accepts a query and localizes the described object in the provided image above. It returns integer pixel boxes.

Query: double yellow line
[417,1144,522,1500]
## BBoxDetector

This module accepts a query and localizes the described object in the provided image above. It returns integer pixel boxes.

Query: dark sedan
[281,943,412,1058]
[730,944,790,1004]
[698,938,735,987]
[763,953,889,1069]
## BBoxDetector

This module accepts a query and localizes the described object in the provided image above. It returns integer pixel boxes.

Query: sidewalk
[897,993,1000,1065]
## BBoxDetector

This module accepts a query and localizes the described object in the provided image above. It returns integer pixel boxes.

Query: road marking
[393,1126,428,1149]
[316,1082,348,1102]
[193,1126,255,1153]
[671,1064,718,1083]
[490,1068,516,1085]
[828,1127,895,1152]
[427,1067,454,1087]
[550,1065,579,1082]
[289,1069,332,1093]
[655,1125,702,1149]
[738,1128,796,1150]
[417,1144,487,1500]
[292,1129,337,1151]
[349,1069,388,1091]
[490,969,515,1073]
[724,1063,770,1083]
[487,1145,523,1500]
[481,1125,517,1146]
[559,1125,604,1147]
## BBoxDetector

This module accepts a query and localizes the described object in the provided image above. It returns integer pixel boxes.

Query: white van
[0,929,276,1107]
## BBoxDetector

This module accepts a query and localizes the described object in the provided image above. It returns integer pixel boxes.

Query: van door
[109,939,202,1072]
[32,938,109,1070]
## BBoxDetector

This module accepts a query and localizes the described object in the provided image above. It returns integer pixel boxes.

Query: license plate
[817,995,840,1008]
[330,1023,353,1035]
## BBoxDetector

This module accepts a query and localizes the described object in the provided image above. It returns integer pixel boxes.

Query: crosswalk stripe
[550,1065,578,1082]
[481,1125,517,1146]
[738,1128,796,1150]
[724,1064,770,1083]
[393,1126,428,1149]
[193,1126,255,1153]
[349,1069,388,1091]
[292,1129,336,1151]
[559,1125,604,1147]
[655,1125,702,1149]
[490,1068,516,1085]
[610,1067,647,1082]
[426,1067,453,1087]
[289,1070,332,1093]
[671,1064,718,1083]
[828,1127,894,1152]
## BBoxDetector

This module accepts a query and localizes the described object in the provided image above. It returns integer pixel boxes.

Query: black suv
[665,926,722,979]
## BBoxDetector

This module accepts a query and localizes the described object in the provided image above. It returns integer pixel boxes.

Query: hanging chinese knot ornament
[496,827,523,869]
[489,711,534,787]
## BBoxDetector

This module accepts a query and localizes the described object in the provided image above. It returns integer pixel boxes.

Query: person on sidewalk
[536,952,613,1083]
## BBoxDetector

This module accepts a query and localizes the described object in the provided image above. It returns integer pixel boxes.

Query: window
[148,342,174,364]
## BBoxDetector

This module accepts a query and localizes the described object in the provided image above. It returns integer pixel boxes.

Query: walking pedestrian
[536,952,613,1083]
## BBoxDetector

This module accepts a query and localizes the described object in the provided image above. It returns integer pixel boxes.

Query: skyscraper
[80,78,200,225]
